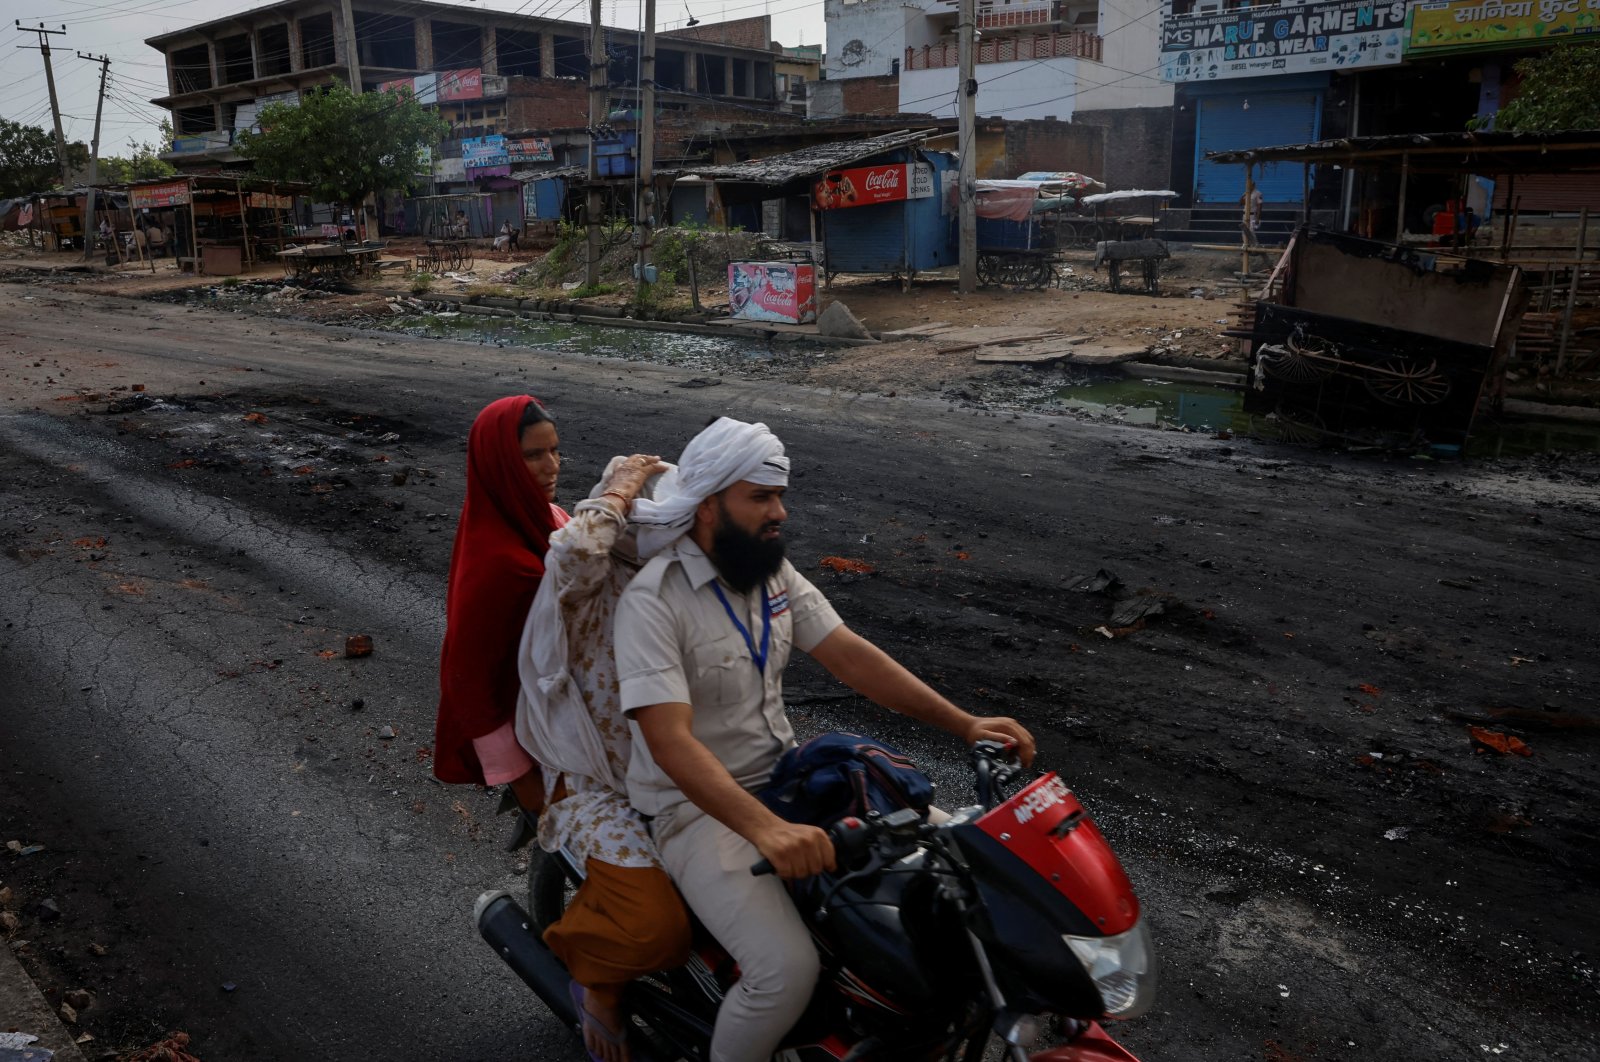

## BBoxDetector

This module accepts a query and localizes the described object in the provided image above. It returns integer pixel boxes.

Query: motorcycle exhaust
[475,890,579,1027]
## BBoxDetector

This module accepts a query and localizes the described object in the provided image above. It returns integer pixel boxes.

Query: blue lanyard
[710,582,771,674]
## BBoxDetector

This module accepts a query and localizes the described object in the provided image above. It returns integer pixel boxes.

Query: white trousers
[654,804,820,1062]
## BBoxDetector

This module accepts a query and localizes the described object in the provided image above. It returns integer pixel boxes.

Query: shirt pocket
[688,631,762,709]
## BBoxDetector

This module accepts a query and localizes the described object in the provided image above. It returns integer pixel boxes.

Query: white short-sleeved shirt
[616,538,843,817]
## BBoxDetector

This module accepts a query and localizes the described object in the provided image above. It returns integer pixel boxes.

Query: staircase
[1157,205,1311,246]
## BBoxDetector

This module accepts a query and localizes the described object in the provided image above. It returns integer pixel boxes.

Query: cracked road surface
[2,290,1598,1061]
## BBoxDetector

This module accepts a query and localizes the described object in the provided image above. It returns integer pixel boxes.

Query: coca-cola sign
[815,164,911,210]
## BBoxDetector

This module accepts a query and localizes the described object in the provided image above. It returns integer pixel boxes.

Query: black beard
[711,513,785,594]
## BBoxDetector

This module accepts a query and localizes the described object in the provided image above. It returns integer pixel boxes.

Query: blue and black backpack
[758,731,935,827]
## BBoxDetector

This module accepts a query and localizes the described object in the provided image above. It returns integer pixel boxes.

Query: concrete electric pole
[16,23,71,190]
[79,52,111,263]
[636,0,657,290]
[586,0,606,287]
[956,0,978,294]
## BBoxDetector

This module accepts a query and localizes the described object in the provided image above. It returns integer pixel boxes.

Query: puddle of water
[1055,375,1248,433]
[1467,417,1600,458]
[1057,374,1600,457]
[371,311,814,366]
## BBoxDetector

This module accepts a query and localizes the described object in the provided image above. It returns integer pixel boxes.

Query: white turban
[630,417,789,559]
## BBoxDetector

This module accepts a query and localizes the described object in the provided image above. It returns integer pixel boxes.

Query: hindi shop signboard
[507,136,555,164]
[463,135,509,168]
[131,180,191,209]
[813,163,934,210]
[1160,0,1408,82]
[1407,0,1600,54]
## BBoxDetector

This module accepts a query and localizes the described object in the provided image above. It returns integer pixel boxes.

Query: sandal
[568,980,629,1062]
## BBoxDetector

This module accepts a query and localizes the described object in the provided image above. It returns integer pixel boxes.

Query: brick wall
[808,74,902,118]
[506,77,589,131]
[1069,107,1173,192]
[1002,119,1105,183]
[660,15,772,51]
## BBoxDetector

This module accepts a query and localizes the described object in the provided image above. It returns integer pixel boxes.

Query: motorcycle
[476,740,1155,1061]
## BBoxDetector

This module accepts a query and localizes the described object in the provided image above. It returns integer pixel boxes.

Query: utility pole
[586,0,606,287]
[636,0,657,290]
[956,0,977,294]
[79,52,111,263]
[337,0,373,240]
[16,23,71,190]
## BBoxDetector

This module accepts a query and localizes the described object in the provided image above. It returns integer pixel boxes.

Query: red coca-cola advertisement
[728,262,817,324]
[814,164,909,210]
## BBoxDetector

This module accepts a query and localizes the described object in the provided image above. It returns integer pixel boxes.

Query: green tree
[0,118,89,196]
[235,82,445,218]
[1495,45,1600,132]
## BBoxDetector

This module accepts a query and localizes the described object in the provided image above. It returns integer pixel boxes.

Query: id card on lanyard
[710,582,771,673]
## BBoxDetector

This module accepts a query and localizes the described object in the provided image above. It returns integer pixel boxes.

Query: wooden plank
[1064,342,1150,365]
[882,321,953,338]
[931,325,1061,352]
[974,339,1148,365]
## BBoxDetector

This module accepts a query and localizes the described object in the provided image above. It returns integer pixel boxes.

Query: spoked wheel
[1258,341,1334,384]
[1363,357,1452,405]
[977,254,998,287]
[1261,407,1328,447]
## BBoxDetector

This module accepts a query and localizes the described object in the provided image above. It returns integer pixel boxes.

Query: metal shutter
[1195,91,1321,204]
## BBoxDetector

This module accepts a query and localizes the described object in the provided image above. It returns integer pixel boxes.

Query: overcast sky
[3,0,825,154]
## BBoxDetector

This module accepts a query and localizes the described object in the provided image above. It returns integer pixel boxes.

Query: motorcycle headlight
[1063,918,1157,1019]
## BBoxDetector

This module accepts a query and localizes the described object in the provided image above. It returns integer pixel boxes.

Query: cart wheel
[1027,258,1052,290]
[1108,261,1123,293]
[1363,358,1452,406]
[977,254,996,287]
[1144,258,1161,294]
[1258,340,1334,384]
[1261,408,1327,447]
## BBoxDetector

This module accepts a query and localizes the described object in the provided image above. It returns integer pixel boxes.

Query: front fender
[1030,1021,1141,1062]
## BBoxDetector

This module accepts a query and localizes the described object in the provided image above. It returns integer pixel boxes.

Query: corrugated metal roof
[511,166,586,183]
[679,129,939,186]
[1204,129,1600,175]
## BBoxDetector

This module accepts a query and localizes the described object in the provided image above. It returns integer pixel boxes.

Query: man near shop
[616,417,1035,1062]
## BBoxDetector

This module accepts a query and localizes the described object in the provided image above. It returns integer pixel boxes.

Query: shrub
[411,271,434,295]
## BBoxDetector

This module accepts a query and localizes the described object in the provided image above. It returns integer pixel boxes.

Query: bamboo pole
[1395,152,1409,244]
[1500,174,1516,257]
[1555,206,1589,376]
[236,179,253,270]
[187,178,201,275]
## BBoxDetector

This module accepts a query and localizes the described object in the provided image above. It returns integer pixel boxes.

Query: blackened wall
[1070,106,1174,192]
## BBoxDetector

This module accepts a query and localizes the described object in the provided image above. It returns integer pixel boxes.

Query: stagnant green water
[369,311,801,366]
[1054,374,1600,457]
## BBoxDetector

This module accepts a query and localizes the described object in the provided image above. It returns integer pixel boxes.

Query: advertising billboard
[463,135,509,168]
[813,163,933,210]
[1407,0,1600,54]
[728,262,818,324]
[437,68,484,102]
[1160,0,1408,81]
[130,180,192,209]
[507,137,555,163]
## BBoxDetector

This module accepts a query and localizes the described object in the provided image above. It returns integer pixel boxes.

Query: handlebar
[750,810,918,877]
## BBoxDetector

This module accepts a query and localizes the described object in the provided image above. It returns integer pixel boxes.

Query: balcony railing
[977,8,1050,28]
[904,30,1102,70]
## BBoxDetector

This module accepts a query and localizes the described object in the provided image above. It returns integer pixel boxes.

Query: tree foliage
[0,119,89,197]
[1495,45,1600,132]
[235,82,446,209]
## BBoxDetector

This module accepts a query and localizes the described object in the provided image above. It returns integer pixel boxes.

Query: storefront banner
[248,193,294,209]
[1407,0,1600,53]
[508,136,555,163]
[814,164,930,210]
[729,262,817,324]
[131,180,191,209]
[463,135,509,168]
[1160,0,1407,81]
[437,68,483,102]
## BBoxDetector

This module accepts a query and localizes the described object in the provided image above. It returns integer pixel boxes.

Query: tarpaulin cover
[1079,189,1179,206]
[1016,171,1105,192]
[974,182,1042,221]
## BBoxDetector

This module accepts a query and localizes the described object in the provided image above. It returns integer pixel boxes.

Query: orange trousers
[543,859,692,1009]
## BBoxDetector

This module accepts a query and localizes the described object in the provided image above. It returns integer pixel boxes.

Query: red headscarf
[434,395,569,784]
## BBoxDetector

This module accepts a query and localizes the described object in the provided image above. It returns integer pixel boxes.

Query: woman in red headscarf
[435,395,567,800]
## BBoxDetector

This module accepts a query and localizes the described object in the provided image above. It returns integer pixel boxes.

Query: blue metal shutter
[823,202,907,275]
[1194,91,1320,204]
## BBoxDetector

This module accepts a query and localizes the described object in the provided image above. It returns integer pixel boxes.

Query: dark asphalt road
[2,290,1597,1061]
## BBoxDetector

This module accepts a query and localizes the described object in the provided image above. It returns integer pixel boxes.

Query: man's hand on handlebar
[964,716,1036,767]
[754,820,837,879]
